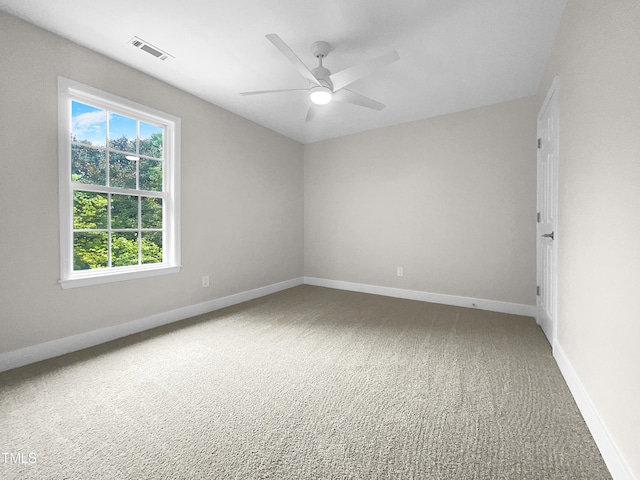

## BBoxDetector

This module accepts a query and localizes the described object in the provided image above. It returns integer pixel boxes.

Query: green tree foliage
[140,158,163,191]
[142,233,163,264]
[74,233,108,270]
[71,132,164,270]
[72,144,106,185]
[112,233,139,267]
[109,134,136,153]
[140,132,163,158]
[73,190,107,229]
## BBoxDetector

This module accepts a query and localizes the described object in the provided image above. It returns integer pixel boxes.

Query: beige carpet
[0,285,611,479]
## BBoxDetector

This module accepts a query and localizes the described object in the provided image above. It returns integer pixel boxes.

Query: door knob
[541,231,555,240]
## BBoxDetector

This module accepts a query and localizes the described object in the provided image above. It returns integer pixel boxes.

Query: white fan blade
[332,89,386,110]
[329,51,400,92]
[266,34,321,86]
[305,106,317,122]
[240,88,308,96]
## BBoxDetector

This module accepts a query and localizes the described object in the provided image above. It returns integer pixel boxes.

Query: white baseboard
[303,277,536,317]
[553,341,635,480]
[0,277,304,373]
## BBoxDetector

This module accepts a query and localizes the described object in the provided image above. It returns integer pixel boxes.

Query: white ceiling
[0,0,566,144]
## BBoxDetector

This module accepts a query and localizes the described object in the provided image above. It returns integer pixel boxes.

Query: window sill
[60,264,181,289]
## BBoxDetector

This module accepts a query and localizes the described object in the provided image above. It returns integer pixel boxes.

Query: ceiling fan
[241,34,400,122]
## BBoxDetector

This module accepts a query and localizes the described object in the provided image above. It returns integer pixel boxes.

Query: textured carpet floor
[0,285,610,479]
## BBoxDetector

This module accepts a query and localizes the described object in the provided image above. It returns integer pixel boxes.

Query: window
[58,78,180,288]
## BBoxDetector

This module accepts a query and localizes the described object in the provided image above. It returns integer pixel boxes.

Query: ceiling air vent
[128,36,173,61]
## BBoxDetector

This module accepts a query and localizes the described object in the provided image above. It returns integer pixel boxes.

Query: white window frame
[58,77,181,288]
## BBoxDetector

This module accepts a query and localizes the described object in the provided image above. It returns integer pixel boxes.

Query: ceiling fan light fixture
[309,85,332,105]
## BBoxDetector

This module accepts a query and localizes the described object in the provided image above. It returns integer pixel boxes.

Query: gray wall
[0,12,304,353]
[539,1,640,476]
[304,97,538,306]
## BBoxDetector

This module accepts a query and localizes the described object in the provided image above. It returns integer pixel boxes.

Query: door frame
[536,76,559,349]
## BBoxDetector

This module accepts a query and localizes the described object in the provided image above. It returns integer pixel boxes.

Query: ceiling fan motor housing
[312,67,332,85]
[311,41,331,59]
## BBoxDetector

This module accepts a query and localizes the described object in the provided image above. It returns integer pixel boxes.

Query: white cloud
[72,110,105,131]
[72,110,106,144]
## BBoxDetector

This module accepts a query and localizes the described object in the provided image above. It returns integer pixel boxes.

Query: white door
[536,77,559,346]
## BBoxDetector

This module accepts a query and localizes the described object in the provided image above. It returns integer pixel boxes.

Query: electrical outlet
[202,275,210,287]
[396,267,404,277]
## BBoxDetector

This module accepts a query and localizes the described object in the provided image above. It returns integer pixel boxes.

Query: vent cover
[128,37,173,61]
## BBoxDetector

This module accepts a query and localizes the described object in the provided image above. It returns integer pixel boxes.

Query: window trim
[58,77,181,288]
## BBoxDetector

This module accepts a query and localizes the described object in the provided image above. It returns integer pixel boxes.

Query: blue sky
[72,101,162,149]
